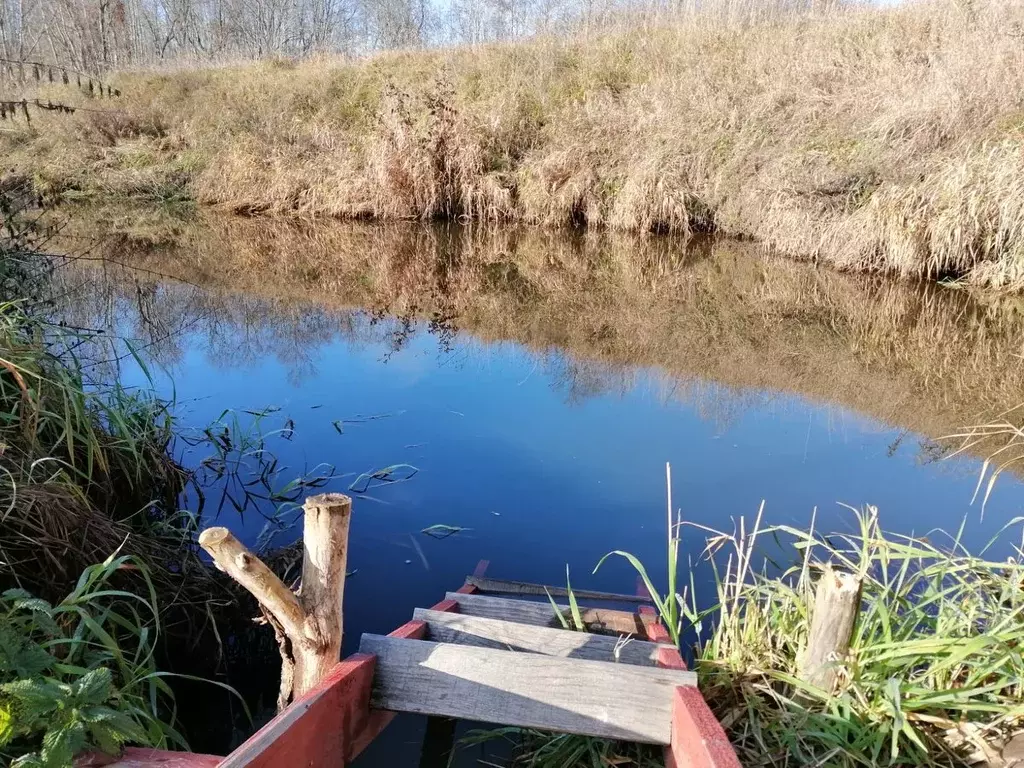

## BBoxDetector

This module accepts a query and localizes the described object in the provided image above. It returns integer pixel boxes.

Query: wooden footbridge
[82,495,741,768]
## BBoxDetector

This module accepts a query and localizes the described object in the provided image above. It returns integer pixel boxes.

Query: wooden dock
[77,496,742,768]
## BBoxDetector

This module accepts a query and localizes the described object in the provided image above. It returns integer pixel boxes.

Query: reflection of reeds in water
[52,212,1024,452]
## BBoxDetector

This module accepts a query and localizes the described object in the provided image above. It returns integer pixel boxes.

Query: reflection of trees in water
[50,213,1024,451]
[55,265,437,381]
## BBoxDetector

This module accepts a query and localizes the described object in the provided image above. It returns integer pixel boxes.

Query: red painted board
[388,619,429,640]
[350,591,465,756]
[219,654,376,767]
[638,606,677,649]
[666,687,742,768]
[643,611,741,767]
[657,646,688,670]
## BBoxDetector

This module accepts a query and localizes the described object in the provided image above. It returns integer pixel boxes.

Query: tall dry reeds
[7,0,1024,285]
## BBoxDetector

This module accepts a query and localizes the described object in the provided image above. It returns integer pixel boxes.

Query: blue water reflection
[118,309,1021,662]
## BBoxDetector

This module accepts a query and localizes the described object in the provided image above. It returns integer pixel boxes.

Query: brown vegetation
[6,0,1024,287]
[54,211,1024,450]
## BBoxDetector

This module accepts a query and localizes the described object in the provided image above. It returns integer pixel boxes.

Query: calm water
[57,216,1024,763]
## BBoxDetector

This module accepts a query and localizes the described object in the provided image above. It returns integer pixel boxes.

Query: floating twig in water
[333,411,406,434]
[421,524,471,540]
[348,463,419,493]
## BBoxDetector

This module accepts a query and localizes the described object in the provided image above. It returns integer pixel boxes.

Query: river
[53,212,1024,764]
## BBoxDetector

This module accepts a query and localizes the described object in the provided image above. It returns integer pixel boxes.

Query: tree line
[0,0,684,73]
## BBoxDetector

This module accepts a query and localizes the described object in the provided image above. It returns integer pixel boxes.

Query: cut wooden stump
[798,562,862,694]
[359,634,696,744]
[199,493,352,706]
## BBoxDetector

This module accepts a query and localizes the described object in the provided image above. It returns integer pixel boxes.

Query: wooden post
[798,563,862,693]
[297,493,352,694]
[199,493,352,707]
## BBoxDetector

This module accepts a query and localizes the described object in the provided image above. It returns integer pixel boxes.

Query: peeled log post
[798,563,862,694]
[199,493,352,706]
[295,493,352,694]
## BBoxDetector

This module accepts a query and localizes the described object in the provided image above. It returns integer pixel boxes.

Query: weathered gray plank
[445,592,642,636]
[358,634,696,744]
[465,576,652,604]
[414,609,665,667]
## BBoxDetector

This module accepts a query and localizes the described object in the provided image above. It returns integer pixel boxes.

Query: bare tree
[0,0,678,70]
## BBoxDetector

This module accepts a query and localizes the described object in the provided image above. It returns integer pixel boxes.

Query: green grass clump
[477,463,1023,768]
[691,506,1024,767]
[0,554,182,767]
[0,293,189,600]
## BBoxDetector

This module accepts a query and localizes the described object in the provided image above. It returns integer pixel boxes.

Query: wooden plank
[446,591,642,636]
[358,634,696,744]
[465,576,652,604]
[417,589,468,768]
[415,608,667,667]
[219,654,376,767]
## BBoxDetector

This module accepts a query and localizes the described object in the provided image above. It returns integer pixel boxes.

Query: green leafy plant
[1,668,149,767]
[0,553,185,767]
[545,566,586,632]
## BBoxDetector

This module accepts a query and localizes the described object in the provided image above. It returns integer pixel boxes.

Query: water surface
[56,215,1024,763]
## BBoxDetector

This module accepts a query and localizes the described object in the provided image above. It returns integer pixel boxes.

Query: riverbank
[4,0,1024,288]
[538,505,1024,768]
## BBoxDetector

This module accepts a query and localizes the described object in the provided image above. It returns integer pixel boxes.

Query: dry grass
[6,0,1024,286]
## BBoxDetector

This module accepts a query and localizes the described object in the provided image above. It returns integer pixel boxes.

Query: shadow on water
[44,210,1024,764]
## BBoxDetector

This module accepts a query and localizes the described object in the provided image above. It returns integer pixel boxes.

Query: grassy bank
[6,0,1024,287]
[0,263,195,762]
[693,508,1024,767]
